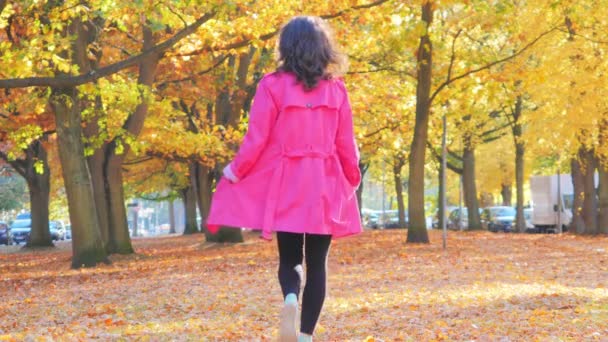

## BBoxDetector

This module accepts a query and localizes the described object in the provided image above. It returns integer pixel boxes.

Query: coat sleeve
[228,78,278,181]
[335,83,361,187]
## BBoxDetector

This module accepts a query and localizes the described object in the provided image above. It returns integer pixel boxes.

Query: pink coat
[206,71,362,240]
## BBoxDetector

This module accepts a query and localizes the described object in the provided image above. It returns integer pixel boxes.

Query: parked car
[0,221,12,245]
[447,207,468,230]
[361,209,382,229]
[432,206,458,229]
[49,220,66,241]
[512,208,536,232]
[64,224,72,240]
[11,218,32,244]
[379,210,407,229]
[447,207,486,230]
[482,206,517,232]
[16,212,31,220]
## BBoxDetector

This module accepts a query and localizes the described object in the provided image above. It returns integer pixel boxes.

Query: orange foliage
[0,230,606,340]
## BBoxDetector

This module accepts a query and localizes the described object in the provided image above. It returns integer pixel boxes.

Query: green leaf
[34,160,45,175]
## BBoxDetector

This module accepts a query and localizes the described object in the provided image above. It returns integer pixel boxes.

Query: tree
[0,90,54,247]
[0,3,216,267]
[403,0,562,242]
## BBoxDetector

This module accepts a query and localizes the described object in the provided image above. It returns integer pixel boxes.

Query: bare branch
[430,25,561,104]
[164,2,188,28]
[446,29,463,84]
[362,122,401,139]
[123,156,154,165]
[426,141,463,174]
[556,28,608,45]
[106,43,133,57]
[346,67,396,75]
[157,55,229,89]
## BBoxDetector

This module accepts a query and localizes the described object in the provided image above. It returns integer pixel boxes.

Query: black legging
[277,232,332,335]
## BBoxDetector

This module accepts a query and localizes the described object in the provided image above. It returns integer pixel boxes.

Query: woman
[207,16,362,341]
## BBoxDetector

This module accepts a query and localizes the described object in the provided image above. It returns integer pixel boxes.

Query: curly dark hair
[276,16,347,90]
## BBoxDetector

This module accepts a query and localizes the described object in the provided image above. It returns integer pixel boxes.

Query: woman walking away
[207,16,362,341]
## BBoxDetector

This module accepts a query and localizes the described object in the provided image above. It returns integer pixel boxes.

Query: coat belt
[260,146,337,240]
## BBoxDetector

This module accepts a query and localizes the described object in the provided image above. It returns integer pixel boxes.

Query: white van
[529,174,574,233]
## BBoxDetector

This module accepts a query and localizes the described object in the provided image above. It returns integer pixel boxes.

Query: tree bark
[131,207,139,237]
[49,17,107,267]
[3,142,51,247]
[581,148,598,234]
[84,94,111,248]
[195,164,216,239]
[168,199,176,234]
[407,1,433,243]
[104,25,159,254]
[50,87,107,267]
[500,183,512,206]
[356,162,369,215]
[183,165,199,235]
[570,157,586,234]
[512,96,526,233]
[437,166,445,229]
[598,117,608,234]
[514,142,526,232]
[462,143,482,230]
[393,155,406,227]
[24,141,53,247]
[598,165,608,234]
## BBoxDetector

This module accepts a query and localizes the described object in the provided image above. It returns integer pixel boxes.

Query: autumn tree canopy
[1,0,607,266]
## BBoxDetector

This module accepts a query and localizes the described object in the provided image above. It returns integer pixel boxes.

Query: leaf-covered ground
[1,230,607,341]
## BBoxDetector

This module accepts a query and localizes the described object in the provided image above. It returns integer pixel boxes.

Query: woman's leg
[300,234,332,335]
[277,232,304,341]
[277,232,304,297]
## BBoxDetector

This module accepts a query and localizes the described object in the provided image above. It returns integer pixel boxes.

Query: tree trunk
[104,25,159,254]
[132,207,139,237]
[26,179,52,247]
[510,95,526,233]
[501,183,512,206]
[356,162,369,215]
[437,166,445,229]
[104,162,134,253]
[195,164,216,239]
[581,149,598,234]
[50,87,108,268]
[25,178,52,247]
[598,165,608,234]
[407,1,433,243]
[86,146,110,246]
[570,157,585,234]
[515,142,526,232]
[393,155,406,227]
[597,117,608,234]
[84,99,110,248]
[182,165,199,235]
[20,141,53,247]
[169,199,176,234]
[49,16,107,267]
[462,144,481,230]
